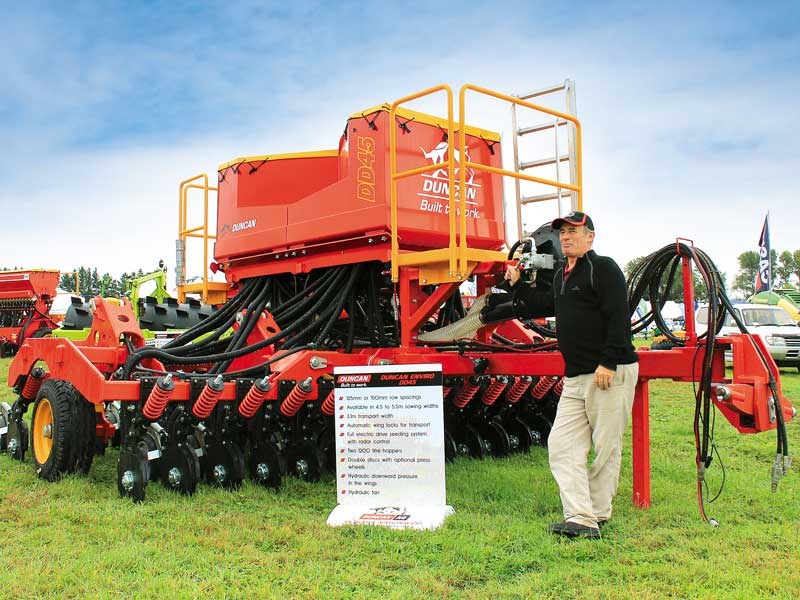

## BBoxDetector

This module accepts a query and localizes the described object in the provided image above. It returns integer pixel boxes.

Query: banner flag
[755,214,770,294]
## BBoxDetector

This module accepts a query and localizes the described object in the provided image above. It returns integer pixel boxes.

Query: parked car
[695,303,800,371]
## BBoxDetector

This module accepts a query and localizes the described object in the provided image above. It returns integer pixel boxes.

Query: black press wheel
[160,444,200,496]
[464,425,487,459]
[205,441,245,490]
[480,421,511,458]
[71,391,97,475]
[7,418,29,461]
[0,401,11,451]
[503,417,534,453]
[117,449,149,502]
[521,413,553,448]
[316,426,336,472]
[288,442,324,482]
[248,442,283,489]
[444,429,457,463]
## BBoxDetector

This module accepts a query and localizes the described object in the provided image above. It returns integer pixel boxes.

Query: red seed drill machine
[2,83,794,515]
[0,270,60,358]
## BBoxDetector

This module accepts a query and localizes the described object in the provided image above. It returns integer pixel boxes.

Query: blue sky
[2,1,798,292]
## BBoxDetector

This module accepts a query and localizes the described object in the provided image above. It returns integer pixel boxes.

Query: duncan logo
[219,219,257,237]
[232,219,256,232]
[336,374,371,384]
[417,141,481,219]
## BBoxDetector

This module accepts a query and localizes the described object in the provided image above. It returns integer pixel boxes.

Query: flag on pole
[754,213,770,294]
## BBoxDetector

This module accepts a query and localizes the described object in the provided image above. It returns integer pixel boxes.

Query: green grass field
[1,356,798,599]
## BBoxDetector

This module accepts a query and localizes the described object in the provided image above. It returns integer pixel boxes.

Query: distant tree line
[733,249,800,298]
[615,248,800,303]
[58,267,148,298]
[623,256,715,303]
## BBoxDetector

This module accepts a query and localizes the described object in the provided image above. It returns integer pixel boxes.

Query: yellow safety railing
[458,84,582,277]
[177,174,227,304]
[388,83,583,283]
[389,85,456,283]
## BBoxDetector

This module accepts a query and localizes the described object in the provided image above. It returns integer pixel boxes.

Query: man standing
[506,211,638,539]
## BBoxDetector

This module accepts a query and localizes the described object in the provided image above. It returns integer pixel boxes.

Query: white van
[695,303,800,371]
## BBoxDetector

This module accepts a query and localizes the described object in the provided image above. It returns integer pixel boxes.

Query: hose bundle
[628,242,790,521]
[122,262,397,380]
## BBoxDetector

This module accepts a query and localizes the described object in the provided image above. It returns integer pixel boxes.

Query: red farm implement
[2,83,794,507]
[0,269,59,357]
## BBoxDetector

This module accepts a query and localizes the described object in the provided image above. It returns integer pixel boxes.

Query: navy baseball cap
[552,211,594,231]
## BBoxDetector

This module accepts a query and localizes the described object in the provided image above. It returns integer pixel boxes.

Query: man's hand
[505,264,521,286]
[594,365,616,390]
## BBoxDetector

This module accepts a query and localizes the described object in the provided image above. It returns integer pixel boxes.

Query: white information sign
[326,364,454,530]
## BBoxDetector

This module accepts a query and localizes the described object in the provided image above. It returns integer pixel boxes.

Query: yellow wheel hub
[33,397,54,464]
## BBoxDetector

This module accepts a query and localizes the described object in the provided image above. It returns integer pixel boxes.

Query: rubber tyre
[31,379,76,481]
[72,393,96,475]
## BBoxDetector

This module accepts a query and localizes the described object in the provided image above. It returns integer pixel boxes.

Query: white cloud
[1,2,798,298]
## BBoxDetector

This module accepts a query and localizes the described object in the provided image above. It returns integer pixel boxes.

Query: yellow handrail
[458,84,583,276]
[387,83,583,283]
[177,174,219,303]
[389,85,454,282]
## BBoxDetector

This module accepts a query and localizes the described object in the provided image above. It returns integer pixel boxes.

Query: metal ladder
[510,80,579,240]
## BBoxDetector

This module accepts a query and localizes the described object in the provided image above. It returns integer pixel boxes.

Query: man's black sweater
[510,249,638,377]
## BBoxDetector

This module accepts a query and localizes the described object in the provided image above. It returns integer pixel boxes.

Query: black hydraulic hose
[314,265,362,347]
[283,269,355,348]
[220,278,272,352]
[628,242,790,517]
[125,321,288,379]
[211,279,273,374]
[162,277,255,347]
[272,268,340,324]
[161,277,259,350]
[718,292,789,458]
[272,273,337,327]
[345,289,356,353]
[126,265,354,376]
[220,344,315,379]
[127,268,352,376]
[366,272,378,344]
[161,280,264,357]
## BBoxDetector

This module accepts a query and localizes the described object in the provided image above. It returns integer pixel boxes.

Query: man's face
[559,224,594,258]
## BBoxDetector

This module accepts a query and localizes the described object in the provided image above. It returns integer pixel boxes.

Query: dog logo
[420,142,475,184]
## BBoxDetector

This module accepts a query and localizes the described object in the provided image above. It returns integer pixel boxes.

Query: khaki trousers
[547,363,639,528]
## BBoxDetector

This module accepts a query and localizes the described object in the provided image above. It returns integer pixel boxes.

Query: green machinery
[749,289,800,322]
[59,263,217,340]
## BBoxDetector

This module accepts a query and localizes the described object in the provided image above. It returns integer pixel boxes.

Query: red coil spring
[531,376,558,400]
[453,379,481,409]
[238,378,272,418]
[442,387,452,400]
[320,390,335,416]
[143,377,174,420]
[193,377,224,419]
[21,368,47,401]
[553,378,564,397]
[482,377,508,406]
[506,376,532,404]
[280,378,313,417]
